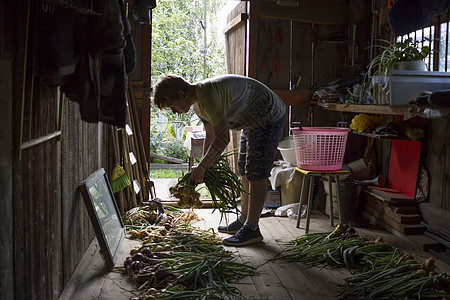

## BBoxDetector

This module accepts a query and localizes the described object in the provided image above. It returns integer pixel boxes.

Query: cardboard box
[281,171,303,205]
[184,126,203,132]
[187,137,204,158]
[184,131,205,158]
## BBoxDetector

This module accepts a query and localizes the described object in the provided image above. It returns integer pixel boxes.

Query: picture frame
[78,168,125,269]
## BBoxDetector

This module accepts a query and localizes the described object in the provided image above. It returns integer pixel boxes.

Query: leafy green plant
[150,0,226,154]
[368,38,433,76]
[150,127,166,163]
[151,0,226,86]
[167,123,176,139]
[163,139,189,162]
[149,169,185,178]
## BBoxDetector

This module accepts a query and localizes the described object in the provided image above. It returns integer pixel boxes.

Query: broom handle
[112,126,125,216]
[124,91,145,204]
[120,128,137,208]
[128,81,152,194]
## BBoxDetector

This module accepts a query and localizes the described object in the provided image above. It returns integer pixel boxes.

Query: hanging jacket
[38,5,80,86]
[62,0,136,128]
[119,0,137,74]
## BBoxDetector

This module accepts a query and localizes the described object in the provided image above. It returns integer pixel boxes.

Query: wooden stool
[295,168,351,233]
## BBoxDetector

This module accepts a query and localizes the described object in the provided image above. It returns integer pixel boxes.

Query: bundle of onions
[170,151,246,215]
[169,180,201,208]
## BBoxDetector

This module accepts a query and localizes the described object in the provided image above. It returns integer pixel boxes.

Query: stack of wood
[362,186,424,235]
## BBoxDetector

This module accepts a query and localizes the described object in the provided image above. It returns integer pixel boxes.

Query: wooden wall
[61,98,109,285]
[224,1,248,168]
[364,0,450,232]
[420,118,450,235]
[424,119,450,210]
[225,1,247,76]
[0,1,111,299]
[11,89,109,300]
[1,2,21,299]
[247,0,370,122]
[0,54,14,300]
[13,86,61,299]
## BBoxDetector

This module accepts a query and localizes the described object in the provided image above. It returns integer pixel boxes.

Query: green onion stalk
[170,151,248,219]
[273,227,450,299]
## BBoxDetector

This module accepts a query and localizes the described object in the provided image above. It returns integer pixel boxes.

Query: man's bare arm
[203,122,214,156]
[198,118,230,170]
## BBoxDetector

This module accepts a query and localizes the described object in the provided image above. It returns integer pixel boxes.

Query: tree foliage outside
[163,139,189,162]
[151,0,226,130]
[150,0,227,162]
[151,0,226,86]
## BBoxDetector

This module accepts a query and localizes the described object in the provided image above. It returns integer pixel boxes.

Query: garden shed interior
[0,0,449,299]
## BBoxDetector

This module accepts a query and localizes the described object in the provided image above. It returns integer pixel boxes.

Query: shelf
[405,105,450,119]
[351,130,407,140]
[317,103,407,115]
[42,0,100,15]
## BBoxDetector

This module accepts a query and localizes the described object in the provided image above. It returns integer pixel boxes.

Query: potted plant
[368,38,432,76]
[367,38,433,104]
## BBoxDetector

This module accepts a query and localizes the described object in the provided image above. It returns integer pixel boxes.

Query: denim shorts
[237,115,285,181]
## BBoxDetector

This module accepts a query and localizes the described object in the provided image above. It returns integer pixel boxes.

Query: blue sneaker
[217,220,243,234]
[222,224,263,246]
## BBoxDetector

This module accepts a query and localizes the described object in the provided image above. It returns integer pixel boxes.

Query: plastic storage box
[389,70,450,105]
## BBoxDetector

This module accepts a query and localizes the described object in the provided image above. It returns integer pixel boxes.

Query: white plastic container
[277,137,296,164]
[389,70,450,105]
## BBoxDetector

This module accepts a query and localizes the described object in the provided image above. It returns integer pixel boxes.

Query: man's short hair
[153,74,190,109]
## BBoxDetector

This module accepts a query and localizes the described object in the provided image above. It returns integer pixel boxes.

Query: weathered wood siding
[11,87,109,300]
[0,59,14,300]
[0,2,111,298]
[14,133,63,299]
[61,98,109,286]
[423,119,450,209]
[224,1,247,169]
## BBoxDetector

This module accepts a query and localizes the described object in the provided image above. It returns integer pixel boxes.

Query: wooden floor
[61,208,450,300]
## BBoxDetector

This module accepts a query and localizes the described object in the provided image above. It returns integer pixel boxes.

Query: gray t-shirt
[196,74,286,130]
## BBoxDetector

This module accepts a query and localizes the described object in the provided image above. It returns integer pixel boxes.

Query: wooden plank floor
[200,210,351,300]
[62,208,450,300]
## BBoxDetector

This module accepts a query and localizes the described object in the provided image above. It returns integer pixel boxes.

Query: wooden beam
[248,1,261,78]
[318,103,407,115]
[363,206,425,235]
[258,0,350,25]
[223,13,248,34]
[20,131,61,150]
[149,152,183,164]
[365,197,421,225]
[273,89,310,106]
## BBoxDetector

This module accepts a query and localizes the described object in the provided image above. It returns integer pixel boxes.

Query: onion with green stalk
[170,150,247,217]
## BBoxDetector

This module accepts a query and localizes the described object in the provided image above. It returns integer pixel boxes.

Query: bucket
[323,179,358,223]
[277,137,296,164]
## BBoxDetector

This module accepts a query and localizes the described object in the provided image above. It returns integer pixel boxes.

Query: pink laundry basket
[291,127,351,171]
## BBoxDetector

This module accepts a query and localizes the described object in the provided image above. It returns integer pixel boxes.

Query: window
[397,9,450,72]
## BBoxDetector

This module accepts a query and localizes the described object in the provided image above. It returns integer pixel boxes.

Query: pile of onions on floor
[273,224,450,299]
[120,203,258,299]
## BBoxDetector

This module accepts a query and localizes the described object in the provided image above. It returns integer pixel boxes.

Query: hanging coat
[62,0,136,127]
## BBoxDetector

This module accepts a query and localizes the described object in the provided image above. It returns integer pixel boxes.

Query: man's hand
[189,116,230,184]
[190,164,206,184]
